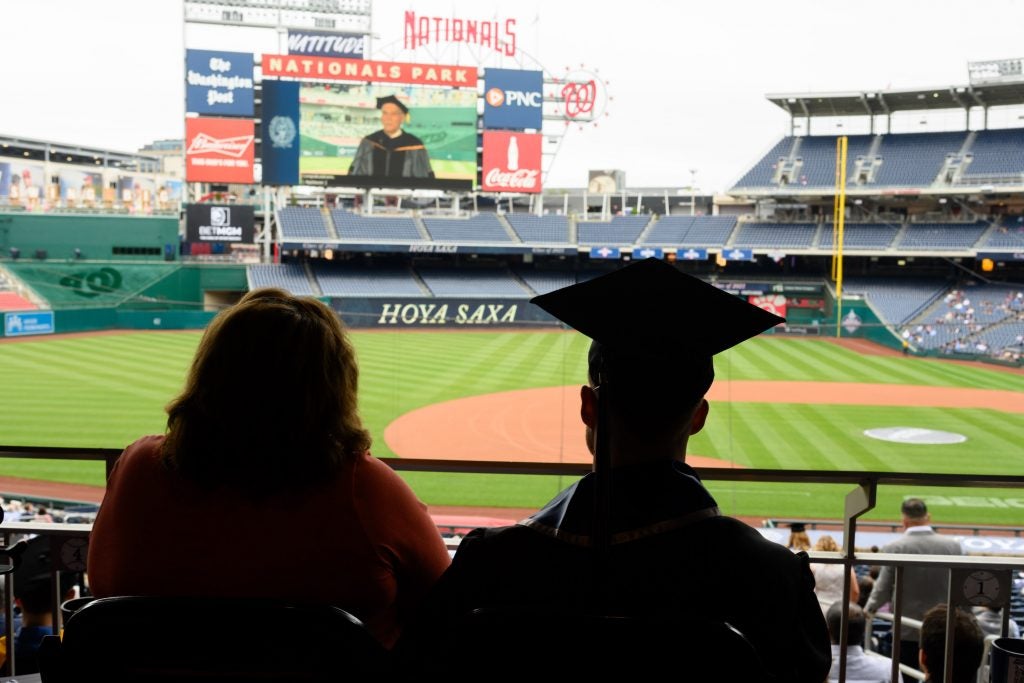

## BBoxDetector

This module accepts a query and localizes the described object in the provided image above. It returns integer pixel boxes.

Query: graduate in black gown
[399,259,831,680]
[349,95,434,179]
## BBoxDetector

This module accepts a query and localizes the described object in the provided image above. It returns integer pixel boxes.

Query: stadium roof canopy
[0,134,160,171]
[766,81,1024,118]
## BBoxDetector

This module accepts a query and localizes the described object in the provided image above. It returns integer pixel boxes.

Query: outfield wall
[0,212,179,260]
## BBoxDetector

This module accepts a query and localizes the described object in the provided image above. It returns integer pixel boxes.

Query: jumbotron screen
[299,84,477,191]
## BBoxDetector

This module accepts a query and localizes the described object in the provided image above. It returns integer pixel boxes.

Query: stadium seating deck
[872,132,965,186]
[313,263,424,297]
[422,214,515,243]
[843,277,950,326]
[979,221,1024,250]
[417,267,531,297]
[514,269,577,296]
[732,222,818,249]
[817,223,900,250]
[279,207,330,240]
[247,263,315,296]
[732,137,795,188]
[504,214,571,243]
[793,135,874,188]
[640,216,737,247]
[330,210,423,242]
[577,216,651,245]
[961,128,1024,178]
[895,222,987,251]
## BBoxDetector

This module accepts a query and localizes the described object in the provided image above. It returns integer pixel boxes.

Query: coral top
[87,435,450,647]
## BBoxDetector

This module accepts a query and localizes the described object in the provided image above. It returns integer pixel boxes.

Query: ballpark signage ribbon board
[286,30,365,58]
[332,298,558,328]
[185,118,255,183]
[185,49,255,117]
[261,55,477,88]
[481,131,542,193]
[4,311,54,337]
[185,204,255,243]
[483,68,543,130]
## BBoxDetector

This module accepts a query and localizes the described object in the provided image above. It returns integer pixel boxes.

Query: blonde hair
[163,288,370,494]
[814,535,839,552]
[787,531,812,552]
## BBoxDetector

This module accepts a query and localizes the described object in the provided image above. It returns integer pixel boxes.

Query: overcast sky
[1,0,1022,192]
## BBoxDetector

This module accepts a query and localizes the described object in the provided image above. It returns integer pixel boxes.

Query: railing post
[839,479,876,683]
[943,570,956,683]
[891,565,904,683]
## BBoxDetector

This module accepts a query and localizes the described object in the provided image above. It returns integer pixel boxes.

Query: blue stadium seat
[641,216,737,247]
[577,216,651,245]
[422,214,514,243]
[732,222,817,249]
[313,263,424,297]
[247,263,315,296]
[962,128,1024,178]
[278,207,329,240]
[416,267,531,297]
[504,214,571,243]
[818,223,899,250]
[330,210,423,242]
[895,222,988,251]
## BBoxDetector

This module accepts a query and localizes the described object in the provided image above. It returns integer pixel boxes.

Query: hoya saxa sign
[185,118,255,183]
[483,69,543,130]
[185,204,255,243]
[481,131,542,193]
[185,50,255,116]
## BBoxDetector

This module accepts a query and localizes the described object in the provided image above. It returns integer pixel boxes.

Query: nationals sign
[261,54,476,88]
[185,117,255,183]
[481,132,542,193]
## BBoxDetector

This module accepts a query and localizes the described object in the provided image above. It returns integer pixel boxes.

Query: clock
[961,569,1001,606]
[60,537,89,572]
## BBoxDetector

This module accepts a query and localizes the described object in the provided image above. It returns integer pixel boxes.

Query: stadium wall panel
[0,213,179,260]
[331,297,559,329]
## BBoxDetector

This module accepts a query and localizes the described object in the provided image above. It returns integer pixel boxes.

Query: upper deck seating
[504,215,571,243]
[247,263,314,296]
[279,207,329,240]
[817,223,899,250]
[331,211,422,242]
[641,216,737,247]
[732,223,817,249]
[577,216,651,245]
[423,214,514,243]
[872,132,965,186]
[895,222,987,251]
[962,128,1024,177]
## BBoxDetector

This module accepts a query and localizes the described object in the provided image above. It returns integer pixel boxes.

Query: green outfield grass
[1,330,1022,523]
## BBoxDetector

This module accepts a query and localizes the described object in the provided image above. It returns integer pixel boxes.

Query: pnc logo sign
[483,68,543,131]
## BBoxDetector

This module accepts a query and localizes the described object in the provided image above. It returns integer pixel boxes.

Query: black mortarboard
[375,95,409,114]
[531,258,784,375]
[789,522,807,533]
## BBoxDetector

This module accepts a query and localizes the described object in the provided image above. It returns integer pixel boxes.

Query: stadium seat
[40,596,391,682]
[406,607,767,679]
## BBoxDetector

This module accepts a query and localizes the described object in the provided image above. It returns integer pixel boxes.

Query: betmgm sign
[185,204,255,243]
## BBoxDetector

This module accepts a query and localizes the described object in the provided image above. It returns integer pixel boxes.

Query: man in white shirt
[827,601,902,683]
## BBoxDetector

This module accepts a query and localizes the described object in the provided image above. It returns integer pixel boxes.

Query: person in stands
[88,288,449,648]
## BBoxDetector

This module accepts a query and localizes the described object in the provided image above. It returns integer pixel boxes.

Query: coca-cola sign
[185,117,255,183]
[481,131,542,194]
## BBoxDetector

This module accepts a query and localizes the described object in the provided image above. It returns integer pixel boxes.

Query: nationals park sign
[261,55,476,87]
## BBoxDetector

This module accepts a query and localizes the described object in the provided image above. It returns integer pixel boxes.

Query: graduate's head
[532,258,784,462]
[376,95,409,135]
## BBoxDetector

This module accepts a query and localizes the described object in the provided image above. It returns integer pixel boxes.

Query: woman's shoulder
[110,435,167,477]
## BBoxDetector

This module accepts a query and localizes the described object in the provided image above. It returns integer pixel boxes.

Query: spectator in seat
[865,498,962,668]
[810,535,859,615]
[787,521,812,552]
[400,259,831,680]
[826,601,901,682]
[918,605,984,683]
[88,288,449,648]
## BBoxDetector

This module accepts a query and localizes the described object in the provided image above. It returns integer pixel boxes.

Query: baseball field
[1,329,1022,524]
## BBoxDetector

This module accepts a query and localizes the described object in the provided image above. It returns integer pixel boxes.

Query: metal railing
[2,445,1023,681]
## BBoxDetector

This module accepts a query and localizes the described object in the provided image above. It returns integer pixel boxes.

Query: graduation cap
[375,95,409,114]
[789,522,807,533]
[532,257,784,388]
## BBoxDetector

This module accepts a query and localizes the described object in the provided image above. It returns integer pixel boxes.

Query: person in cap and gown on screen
[349,95,434,179]
[398,258,831,680]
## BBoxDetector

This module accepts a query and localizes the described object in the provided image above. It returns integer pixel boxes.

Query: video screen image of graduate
[299,83,478,191]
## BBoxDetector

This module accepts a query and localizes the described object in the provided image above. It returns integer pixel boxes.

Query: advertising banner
[589,246,621,259]
[262,54,477,88]
[749,294,788,318]
[678,247,707,260]
[4,311,54,337]
[722,248,755,262]
[185,118,255,183]
[185,50,255,117]
[481,131,542,193]
[0,160,44,204]
[483,68,543,130]
[633,247,663,259]
[287,30,365,58]
[331,297,557,329]
[261,80,301,185]
[299,84,476,191]
[185,204,255,243]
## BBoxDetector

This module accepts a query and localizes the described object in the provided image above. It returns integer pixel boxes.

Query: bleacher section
[640,216,737,247]
[417,267,531,297]
[732,138,794,188]
[278,207,329,240]
[330,210,423,242]
[313,264,424,297]
[872,132,964,186]
[504,214,571,243]
[895,222,987,251]
[422,214,514,243]
[577,216,650,245]
[979,221,1024,250]
[962,128,1024,179]
[793,135,873,187]
[514,269,577,296]
[732,222,818,249]
[843,278,950,326]
[247,263,315,296]
[817,223,899,250]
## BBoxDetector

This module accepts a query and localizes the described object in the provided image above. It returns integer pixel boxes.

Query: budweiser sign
[185,133,253,157]
[185,117,255,183]
[481,131,542,194]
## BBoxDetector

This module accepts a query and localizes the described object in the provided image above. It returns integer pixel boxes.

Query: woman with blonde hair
[809,535,859,616]
[88,288,450,647]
